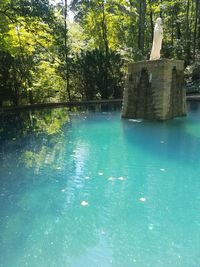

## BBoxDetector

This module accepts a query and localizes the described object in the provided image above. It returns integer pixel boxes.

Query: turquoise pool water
[0,102,200,267]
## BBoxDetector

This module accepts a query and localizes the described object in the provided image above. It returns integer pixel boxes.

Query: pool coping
[0,95,200,113]
[0,99,123,113]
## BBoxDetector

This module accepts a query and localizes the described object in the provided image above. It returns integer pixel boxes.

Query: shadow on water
[121,102,200,167]
[188,101,200,112]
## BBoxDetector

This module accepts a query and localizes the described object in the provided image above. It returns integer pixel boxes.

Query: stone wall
[122,59,186,120]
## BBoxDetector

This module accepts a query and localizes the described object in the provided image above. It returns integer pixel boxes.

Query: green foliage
[0,51,14,105]
[0,0,59,106]
[29,59,65,103]
[0,0,200,106]
[72,49,124,100]
[185,63,200,93]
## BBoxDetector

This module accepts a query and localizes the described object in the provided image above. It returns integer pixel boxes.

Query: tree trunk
[64,0,71,101]
[185,0,191,64]
[128,0,136,50]
[148,0,154,42]
[160,0,163,18]
[171,7,174,47]
[198,0,200,49]
[172,3,181,40]
[193,0,199,61]
[138,0,146,54]
[101,0,109,99]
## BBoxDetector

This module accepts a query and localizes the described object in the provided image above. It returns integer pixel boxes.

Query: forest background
[0,0,200,107]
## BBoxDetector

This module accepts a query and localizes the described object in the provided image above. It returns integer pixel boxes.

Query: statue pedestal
[122,59,186,121]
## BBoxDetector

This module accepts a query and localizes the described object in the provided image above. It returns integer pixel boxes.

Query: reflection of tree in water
[0,108,70,139]
[0,108,70,170]
[0,108,106,266]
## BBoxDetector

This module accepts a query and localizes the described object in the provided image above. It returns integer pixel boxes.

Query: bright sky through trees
[50,0,74,21]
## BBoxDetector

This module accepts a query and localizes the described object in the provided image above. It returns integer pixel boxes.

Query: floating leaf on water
[148,224,154,230]
[108,177,115,181]
[118,176,126,181]
[160,168,166,172]
[128,119,142,123]
[81,201,89,206]
[139,197,146,202]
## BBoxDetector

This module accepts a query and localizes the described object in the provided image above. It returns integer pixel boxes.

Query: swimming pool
[0,102,200,267]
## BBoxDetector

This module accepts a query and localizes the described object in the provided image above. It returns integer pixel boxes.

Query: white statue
[150,17,163,60]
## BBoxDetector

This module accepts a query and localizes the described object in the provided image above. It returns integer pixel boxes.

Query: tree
[1,0,200,106]
[138,0,147,55]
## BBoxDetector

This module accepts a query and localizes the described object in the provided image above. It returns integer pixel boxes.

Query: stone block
[122,59,186,121]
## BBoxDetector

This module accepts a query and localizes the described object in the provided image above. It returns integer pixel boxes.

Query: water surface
[0,103,200,267]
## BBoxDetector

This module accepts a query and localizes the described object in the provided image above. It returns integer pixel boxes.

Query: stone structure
[122,59,186,121]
